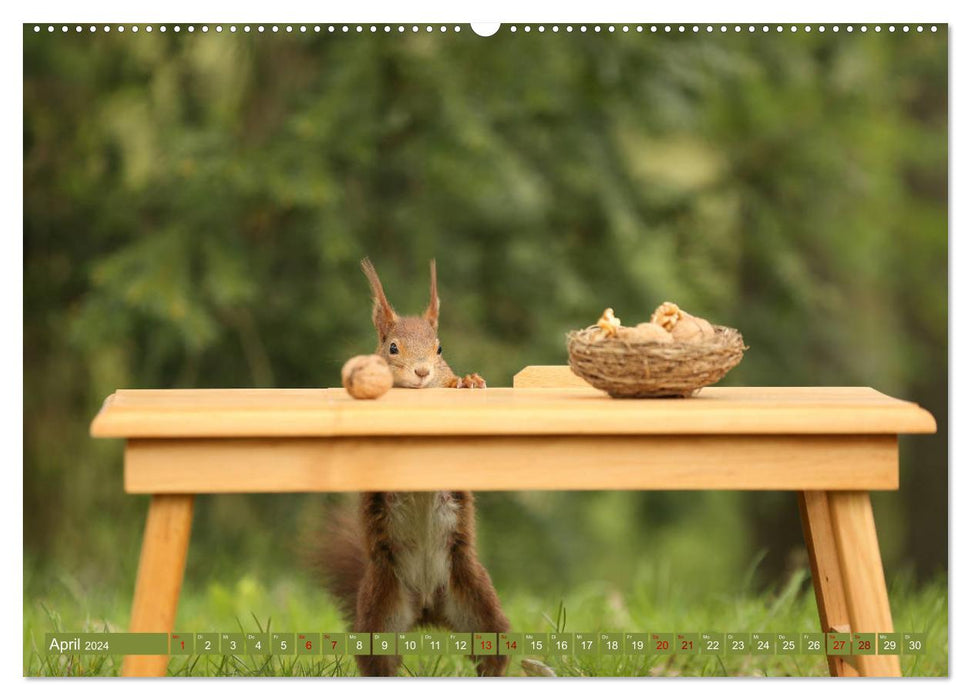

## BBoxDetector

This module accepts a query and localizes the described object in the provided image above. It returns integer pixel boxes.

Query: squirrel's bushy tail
[307,505,366,623]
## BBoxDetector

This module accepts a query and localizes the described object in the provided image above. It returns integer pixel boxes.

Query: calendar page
[22,11,948,682]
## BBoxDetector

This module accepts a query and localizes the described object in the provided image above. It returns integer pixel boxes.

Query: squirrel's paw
[455,373,487,389]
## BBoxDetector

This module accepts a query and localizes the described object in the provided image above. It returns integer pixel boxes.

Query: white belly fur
[388,492,459,607]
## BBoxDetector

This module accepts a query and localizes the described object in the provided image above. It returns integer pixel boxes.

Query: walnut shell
[341,354,393,399]
[671,314,716,343]
[619,322,674,344]
[649,301,684,331]
[595,307,622,339]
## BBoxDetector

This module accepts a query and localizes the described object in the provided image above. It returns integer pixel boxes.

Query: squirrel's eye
[389,342,399,355]
[437,344,443,355]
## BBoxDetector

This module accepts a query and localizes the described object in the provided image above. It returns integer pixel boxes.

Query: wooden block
[123,435,898,493]
[513,365,591,388]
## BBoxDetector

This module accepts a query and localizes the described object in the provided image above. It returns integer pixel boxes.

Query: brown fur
[312,508,367,622]
[315,260,507,677]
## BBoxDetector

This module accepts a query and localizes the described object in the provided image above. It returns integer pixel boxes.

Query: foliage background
[24,25,947,672]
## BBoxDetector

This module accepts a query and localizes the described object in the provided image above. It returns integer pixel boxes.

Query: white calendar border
[4,0,962,696]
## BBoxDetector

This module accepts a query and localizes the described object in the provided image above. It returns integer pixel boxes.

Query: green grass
[24,564,947,677]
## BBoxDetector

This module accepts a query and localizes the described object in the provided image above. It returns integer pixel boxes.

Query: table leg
[798,491,859,677]
[827,491,901,677]
[800,491,901,677]
[121,494,194,677]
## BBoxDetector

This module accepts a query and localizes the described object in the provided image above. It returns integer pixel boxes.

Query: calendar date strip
[46,631,926,656]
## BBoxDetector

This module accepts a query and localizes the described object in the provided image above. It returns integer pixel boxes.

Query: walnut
[595,307,622,339]
[671,314,716,343]
[649,301,684,331]
[695,315,715,337]
[627,322,674,343]
[341,354,393,399]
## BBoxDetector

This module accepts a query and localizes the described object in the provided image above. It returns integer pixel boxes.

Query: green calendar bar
[776,633,799,656]
[599,632,623,656]
[422,632,447,655]
[549,632,573,654]
[474,633,498,655]
[196,633,219,655]
[170,632,193,655]
[524,632,548,654]
[271,633,294,655]
[221,633,244,655]
[300,632,322,655]
[574,633,597,655]
[726,633,750,656]
[878,632,901,655]
[852,633,876,655]
[700,632,724,655]
[499,632,524,655]
[472,632,499,656]
[347,633,370,655]
[448,632,472,655]
[802,632,825,655]
[246,632,269,655]
[903,633,926,655]
[650,633,674,655]
[397,632,422,655]
[372,632,396,655]
[113,633,169,655]
[44,633,168,655]
[826,632,851,656]
[41,630,928,657]
[676,633,700,654]
[751,633,773,656]
[624,633,649,654]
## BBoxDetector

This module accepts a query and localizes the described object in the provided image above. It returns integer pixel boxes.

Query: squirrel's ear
[423,259,439,331]
[361,258,398,341]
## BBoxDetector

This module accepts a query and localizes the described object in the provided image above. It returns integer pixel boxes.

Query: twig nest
[619,322,674,344]
[649,301,684,331]
[596,307,622,339]
[341,354,393,400]
[568,302,746,398]
[671,314,716,343]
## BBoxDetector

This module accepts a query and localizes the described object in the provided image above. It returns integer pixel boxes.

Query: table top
[90,386,936,439]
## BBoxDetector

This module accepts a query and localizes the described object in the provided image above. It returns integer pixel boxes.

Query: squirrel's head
[361,258,443,389]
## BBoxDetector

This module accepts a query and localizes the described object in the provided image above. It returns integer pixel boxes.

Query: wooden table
[90,366,936,677]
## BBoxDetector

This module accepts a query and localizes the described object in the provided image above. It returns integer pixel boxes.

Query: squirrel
[314,258,510,677]
[360,258,487,389]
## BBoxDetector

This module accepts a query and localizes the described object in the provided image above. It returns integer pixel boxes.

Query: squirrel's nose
[414,367,430,378]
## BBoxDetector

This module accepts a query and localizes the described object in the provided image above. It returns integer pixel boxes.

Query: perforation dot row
[508,24,938,34]
[32,25,465,34]
[32,24,940,35]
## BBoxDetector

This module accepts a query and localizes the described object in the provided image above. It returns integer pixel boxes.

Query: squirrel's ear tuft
[423,259,440,331]
[361,258,398,340]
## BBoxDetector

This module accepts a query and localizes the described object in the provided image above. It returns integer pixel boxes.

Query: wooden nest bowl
[566,325,746,398]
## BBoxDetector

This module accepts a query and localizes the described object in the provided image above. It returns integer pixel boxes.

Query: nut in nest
[595,307,622,339]
[649,301,684,331]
